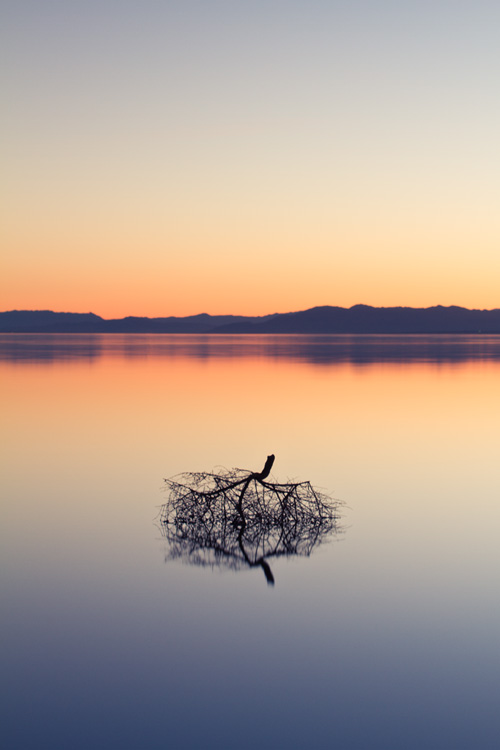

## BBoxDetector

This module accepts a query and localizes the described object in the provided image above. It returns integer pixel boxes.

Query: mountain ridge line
[2,305,500,333]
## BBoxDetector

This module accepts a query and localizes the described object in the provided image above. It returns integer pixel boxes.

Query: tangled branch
[158,455,343,584]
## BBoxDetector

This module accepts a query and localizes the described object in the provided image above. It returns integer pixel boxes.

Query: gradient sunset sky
[2,0,499,317]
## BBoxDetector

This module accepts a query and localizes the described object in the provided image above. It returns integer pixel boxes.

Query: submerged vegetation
[159,455,343,585]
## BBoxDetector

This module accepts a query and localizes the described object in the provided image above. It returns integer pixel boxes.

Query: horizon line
[3,303,500,320]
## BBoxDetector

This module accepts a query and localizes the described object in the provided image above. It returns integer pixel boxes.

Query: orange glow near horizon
[3,182,500,317]
[2,234,500,318]
[2,281,500,320]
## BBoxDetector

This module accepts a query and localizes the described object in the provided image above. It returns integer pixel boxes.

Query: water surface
[2,334,500,749]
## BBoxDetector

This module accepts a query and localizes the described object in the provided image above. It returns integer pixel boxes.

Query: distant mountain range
[2,306,500,334]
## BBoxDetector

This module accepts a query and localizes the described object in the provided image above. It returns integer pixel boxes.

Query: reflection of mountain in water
[158,456,342,585]
[3,333,500,365]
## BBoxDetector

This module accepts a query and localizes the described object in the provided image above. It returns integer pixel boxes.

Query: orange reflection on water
[2,336,500,610]
[2,339,500,495]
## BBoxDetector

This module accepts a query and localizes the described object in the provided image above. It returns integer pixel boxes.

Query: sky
[2,0,500,317]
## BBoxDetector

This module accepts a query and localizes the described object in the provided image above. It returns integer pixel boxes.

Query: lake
[2,334,500,749]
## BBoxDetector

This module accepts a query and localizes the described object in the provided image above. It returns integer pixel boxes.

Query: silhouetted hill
[2,306,500,334]
[212,305,500,334]
[0,310,106,332]
[0,310,273,333]
[98,313,254,333]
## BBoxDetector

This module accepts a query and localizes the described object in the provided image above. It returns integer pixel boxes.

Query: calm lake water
[2,334,500,749]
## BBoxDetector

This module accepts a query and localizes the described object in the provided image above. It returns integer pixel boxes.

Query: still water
[1,334,500,749]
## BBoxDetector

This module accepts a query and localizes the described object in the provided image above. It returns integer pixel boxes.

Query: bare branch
[158,457,343,585]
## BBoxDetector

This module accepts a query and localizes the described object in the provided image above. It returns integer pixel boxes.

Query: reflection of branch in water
[159,455,343,585]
